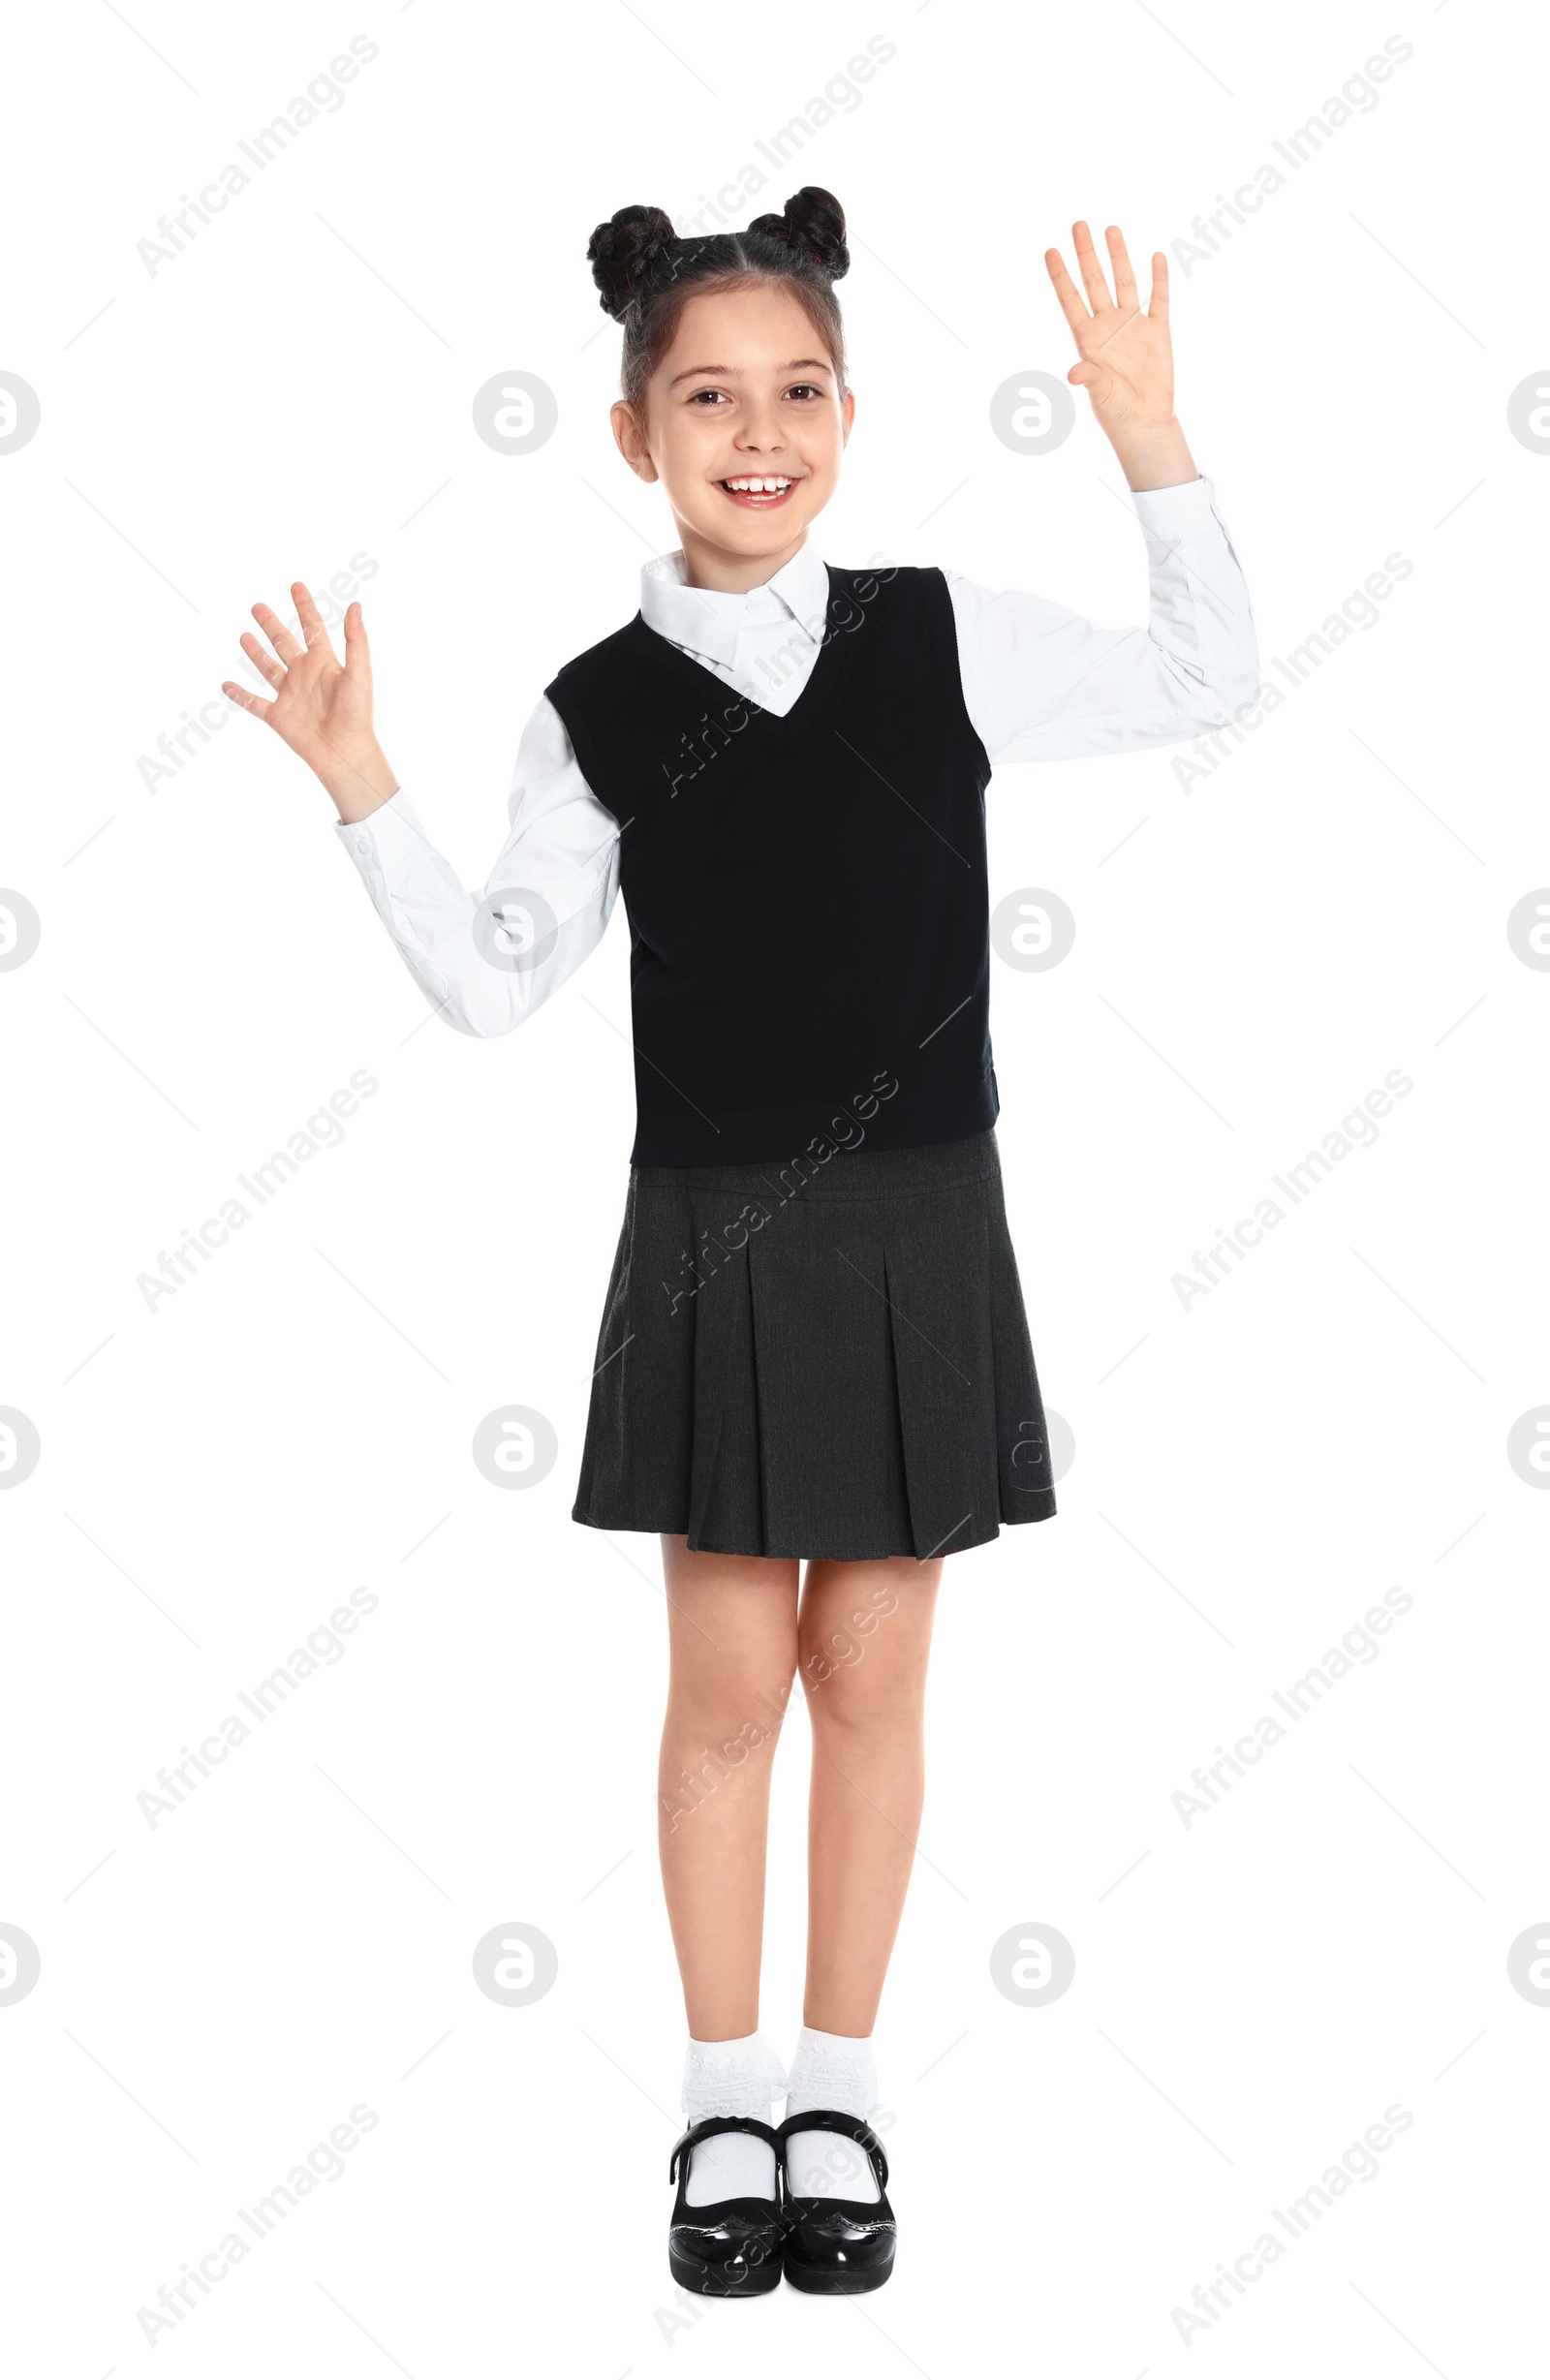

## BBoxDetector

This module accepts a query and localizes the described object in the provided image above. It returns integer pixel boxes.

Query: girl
[223,187,1257,2298]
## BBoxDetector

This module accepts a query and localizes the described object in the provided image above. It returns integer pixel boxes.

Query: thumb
[343,601,372,679]
[1068,360,1099,388]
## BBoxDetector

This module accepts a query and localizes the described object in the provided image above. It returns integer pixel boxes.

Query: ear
[610,398,660,482]
[840,386,856,446]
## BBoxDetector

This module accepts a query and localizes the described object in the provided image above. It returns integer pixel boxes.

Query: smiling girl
[224,184,1257,2298]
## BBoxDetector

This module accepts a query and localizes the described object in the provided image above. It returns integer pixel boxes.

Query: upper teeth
[725,476,791,491]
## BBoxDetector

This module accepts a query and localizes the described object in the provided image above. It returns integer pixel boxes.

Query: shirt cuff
[333,788,429,871]
[1129,474,1220,542]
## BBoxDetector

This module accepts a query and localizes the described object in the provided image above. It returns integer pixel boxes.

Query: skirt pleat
[572,1128,1056,1561]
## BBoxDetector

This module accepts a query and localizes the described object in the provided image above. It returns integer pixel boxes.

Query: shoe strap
[668,2113,783,2183]
[776,2107,889,2190]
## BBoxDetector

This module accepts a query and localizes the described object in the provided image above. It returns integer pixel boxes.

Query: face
[611,282,854,588]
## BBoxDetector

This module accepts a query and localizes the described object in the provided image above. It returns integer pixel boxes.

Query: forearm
[1106,416,1198,492]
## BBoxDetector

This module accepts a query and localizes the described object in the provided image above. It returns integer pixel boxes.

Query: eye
[785,384,823,401]
[688,387,729,406]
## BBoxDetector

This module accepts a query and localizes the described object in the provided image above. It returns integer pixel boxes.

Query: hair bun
[747,186,849,281]
[587,203,678,321]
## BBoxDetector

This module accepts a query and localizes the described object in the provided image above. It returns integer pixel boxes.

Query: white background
[3,0,1545,2370]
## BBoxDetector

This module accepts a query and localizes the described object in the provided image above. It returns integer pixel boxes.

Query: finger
[1071,220,1114,312]
[221,679,275,723]
[238,631,287,690]
[293,580,338,658]
[1043,246,1092,332]
[252,601,303,665]
[341,600,372,683]
[1105,224,1138,310]
[1147,249,1170,324]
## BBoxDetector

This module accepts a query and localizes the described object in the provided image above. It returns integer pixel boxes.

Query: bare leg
[658,1533,799,2040]
[796,1555,944,2036]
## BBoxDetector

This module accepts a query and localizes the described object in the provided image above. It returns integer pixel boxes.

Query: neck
[675,518,810,594]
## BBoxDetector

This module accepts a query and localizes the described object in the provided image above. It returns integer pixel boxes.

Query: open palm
[222,582,391,814]
[1044,222,1175,435]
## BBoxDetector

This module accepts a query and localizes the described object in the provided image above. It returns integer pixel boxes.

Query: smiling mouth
[717,475,800,507]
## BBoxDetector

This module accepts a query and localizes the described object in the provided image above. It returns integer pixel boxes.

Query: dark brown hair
[586,186,850,413]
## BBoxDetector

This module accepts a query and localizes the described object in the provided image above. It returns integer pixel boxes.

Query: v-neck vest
[544,561,999,1166]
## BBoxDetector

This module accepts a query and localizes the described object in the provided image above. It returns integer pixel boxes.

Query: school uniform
[337,479,1257,1560]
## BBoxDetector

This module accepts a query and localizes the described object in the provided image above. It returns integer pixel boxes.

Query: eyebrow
[666,357,834,387]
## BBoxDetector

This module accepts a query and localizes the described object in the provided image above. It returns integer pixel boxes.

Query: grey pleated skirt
[572,1128,1056,1561]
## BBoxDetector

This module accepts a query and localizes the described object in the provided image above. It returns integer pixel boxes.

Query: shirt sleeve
[332,695,622,1036]
[946,474,1260,765]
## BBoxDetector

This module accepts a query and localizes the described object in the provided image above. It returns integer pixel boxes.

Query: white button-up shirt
[337,475,1257,1036]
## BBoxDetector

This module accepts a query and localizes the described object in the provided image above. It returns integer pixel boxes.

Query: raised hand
[1043,222,1195,490]
[222,582,398,822]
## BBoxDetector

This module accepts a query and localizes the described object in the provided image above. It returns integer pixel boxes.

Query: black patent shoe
[776,2108,897,2294]
[667,2115,785,2296]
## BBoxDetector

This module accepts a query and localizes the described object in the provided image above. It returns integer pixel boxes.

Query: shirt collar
[639,540,832,668]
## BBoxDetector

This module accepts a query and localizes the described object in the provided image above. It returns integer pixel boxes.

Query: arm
[222,585,621,1035]
[950,221,1257,765]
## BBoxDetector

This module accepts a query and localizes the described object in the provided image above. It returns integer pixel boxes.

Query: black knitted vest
[544,560,998,1166]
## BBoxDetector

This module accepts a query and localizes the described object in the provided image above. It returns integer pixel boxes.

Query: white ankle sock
[782,2025,883,2203]
[678,2030,786,2206]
